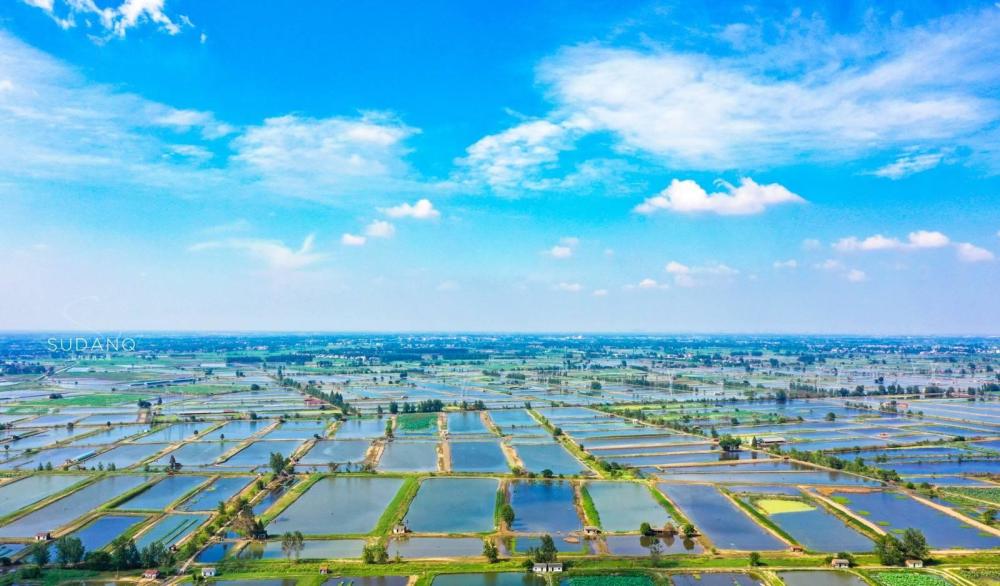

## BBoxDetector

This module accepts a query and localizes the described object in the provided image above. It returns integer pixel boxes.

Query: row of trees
[25,534,174,572]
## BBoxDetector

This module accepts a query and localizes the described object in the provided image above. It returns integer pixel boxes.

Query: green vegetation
[869,572,952,586]
[372,476,421,536]
[579,483,603,528]
[395,413,438,432]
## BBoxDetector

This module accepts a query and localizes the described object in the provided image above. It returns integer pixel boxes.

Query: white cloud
[664,261,690,274]
[773,259,798,269]
[834,234,903,252]
[200,32,207,44]
[815,259,866,282]
[545,237,579,259]
[364,220,395,239]
[846,269,867,283]
[956,242,995,262]
[381,198,440,220]
[537,10,1000,169]
[341,233,366,247]
[436,280,459,292]
[231,113,418,199]
[634,178,803,216]
[802,238,822,251]
[872,151,947,179]
[23,0,194,40]
[815,259,845,271]
[189,234,324,270]
[555,282,583,292]
[664,260,738,287]
[592,288,609,297]
[459,119,576,192]
[547,245,573,259]
[835,230,951,252]
[908,230,951,249]
[638,278,660,289]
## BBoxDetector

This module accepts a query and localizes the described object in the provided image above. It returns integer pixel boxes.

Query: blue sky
[0,0,998,333]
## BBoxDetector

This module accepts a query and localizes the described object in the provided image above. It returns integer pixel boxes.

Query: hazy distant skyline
[0,1,998,334]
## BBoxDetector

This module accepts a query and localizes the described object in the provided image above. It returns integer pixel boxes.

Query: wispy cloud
[189,234,325,270]
[664,260,739,287]
[535,8,1000,170]
[871,151,948,179]
[459,119,578,193]
[634,178,803,216]
[231,113,418,200]
[23,0,194,41]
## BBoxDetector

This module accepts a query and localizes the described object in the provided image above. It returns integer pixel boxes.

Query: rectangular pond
[657,484,785,551]
[299,439,370,467]
[587,481,670,533]
[0,474,89,515]
[61,513,149,552]
[116,475,210,510]
[741,494,872,552]
[512,442,589,476]
[378,441,439,472]
[404,478,498,533]
[0,474,151,538]
[235,538,366,560]
[135,513,210,550]
[829,490,1000,549]
[509,480,581,535]
[178,476,253,511]
[450,440,509,473]
[447,412,490,434]
[266,476,404,535]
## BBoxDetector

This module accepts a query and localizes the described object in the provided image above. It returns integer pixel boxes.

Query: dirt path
[438,439,452,473]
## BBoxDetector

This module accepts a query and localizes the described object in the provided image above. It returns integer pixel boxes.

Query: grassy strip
[527,408,603,478]
[579,483,602,528]
[100,475,163,510]
[646,483,690,527]
[259,473,324,525]
[494,481,507,527]
[372,476,421,536]
[806,492,882,541]
[720,488,799,547]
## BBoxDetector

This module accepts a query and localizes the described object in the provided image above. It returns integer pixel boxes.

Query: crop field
[870,572,953,586]
[2,334,1000,584]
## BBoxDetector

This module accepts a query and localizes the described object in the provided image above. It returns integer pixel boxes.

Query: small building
[905,559,924,568]
[142,569,160,580]
[789,545,804,553]
[532,562,563,574]
[759,436,786,446]
[318,566,329,575]
[34,532,52,542]
[583,525,601,537]
[830,558,850,568]
[201,567,217,578]
[391,522,410,535]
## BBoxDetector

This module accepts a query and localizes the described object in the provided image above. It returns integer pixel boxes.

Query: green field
[870,572,952,586]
